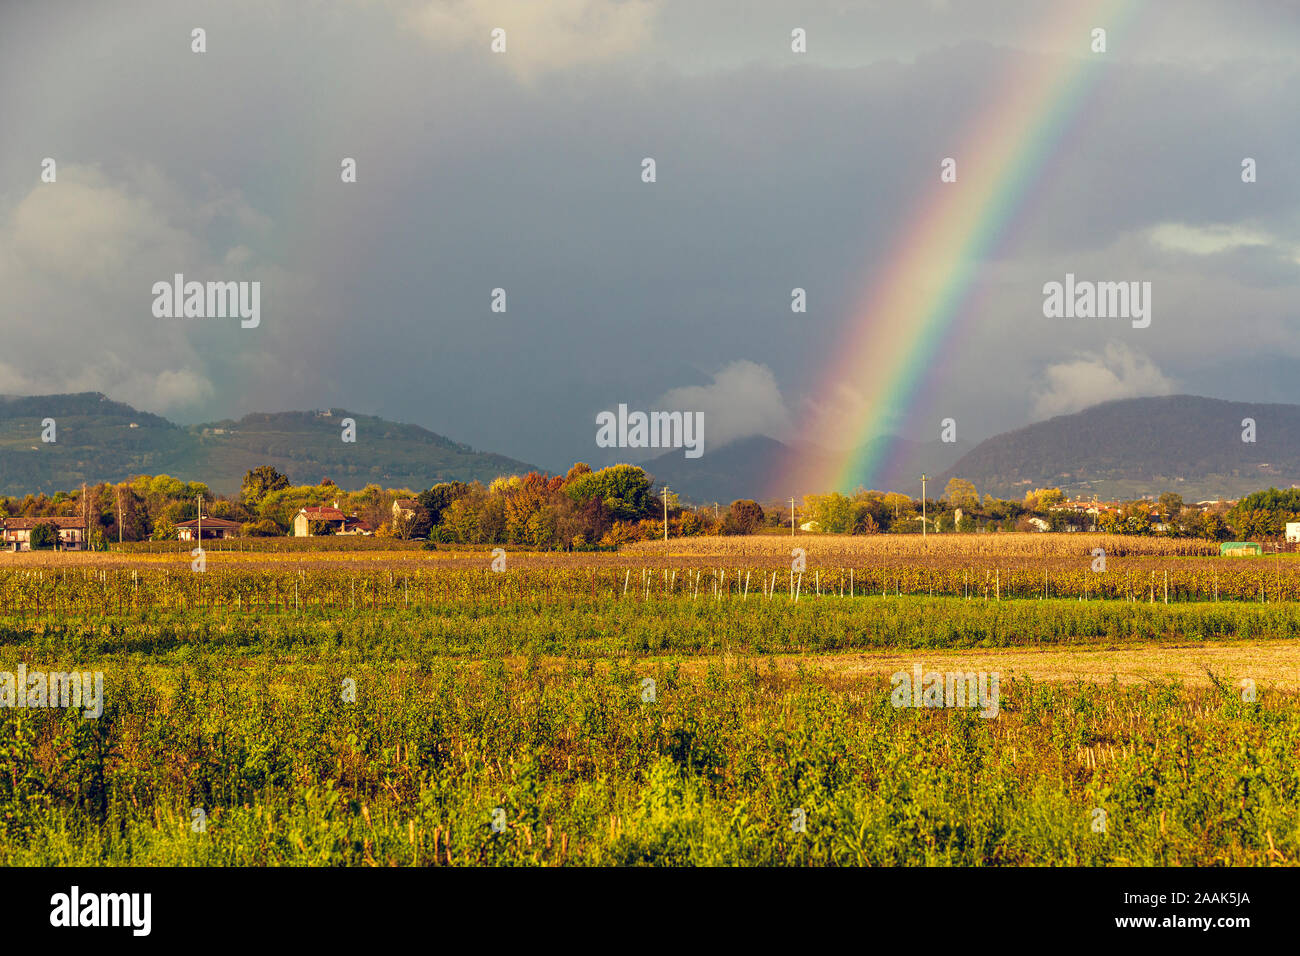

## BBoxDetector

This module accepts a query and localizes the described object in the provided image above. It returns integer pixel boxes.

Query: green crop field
[1,544,1298,866]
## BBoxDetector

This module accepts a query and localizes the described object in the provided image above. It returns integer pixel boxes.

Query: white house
[1,516,86,551]
[175,516,243,541]
[1286,522,1300,544]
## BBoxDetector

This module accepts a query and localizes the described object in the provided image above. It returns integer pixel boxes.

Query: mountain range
[938,395,1300,502]
[1,392,1295,503]
[0,393,537,496]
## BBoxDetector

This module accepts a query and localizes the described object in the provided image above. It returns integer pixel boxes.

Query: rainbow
[787,0,1140,496]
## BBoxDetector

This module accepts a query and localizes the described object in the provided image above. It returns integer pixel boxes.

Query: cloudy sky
[2,0,1297,473]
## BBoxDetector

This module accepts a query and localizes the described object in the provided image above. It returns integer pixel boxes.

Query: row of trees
[798,481,1071,535]
[0,471,397,547]
[3,465,1297,547]
[795,483,1273,541]
[1225,489,1300,540]
[405,465,696,547]
[0,464,678,550]
[0,475,211,549]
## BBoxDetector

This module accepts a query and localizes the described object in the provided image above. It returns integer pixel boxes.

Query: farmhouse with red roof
[292,502,372,537]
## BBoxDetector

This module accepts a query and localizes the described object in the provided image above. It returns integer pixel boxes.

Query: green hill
[0,393,538,495]
[940,395,1300,501]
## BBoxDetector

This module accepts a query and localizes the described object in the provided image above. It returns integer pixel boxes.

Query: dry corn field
[626,532,1219,559]
[1,531,1296,607]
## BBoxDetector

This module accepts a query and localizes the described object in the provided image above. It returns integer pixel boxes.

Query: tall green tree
[241,465,290,506]
[806,493,853,533]
[417,481,470,525]
[28,522,57,550]
[564,465,654,522]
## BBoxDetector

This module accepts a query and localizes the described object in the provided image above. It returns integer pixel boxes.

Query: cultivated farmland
[0,534,1296,866]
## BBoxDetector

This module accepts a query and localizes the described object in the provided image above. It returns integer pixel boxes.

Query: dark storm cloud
[0,0,1296,471]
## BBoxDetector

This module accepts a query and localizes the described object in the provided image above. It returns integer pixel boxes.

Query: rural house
[1,516,86,551]
[175,516,243,541]
[293,503,372,537]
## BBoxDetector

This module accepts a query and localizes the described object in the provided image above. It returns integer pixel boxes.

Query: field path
[695,640,1300,691]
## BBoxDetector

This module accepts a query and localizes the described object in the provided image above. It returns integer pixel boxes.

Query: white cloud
[0,359,214,414]
[653,360,791,448]
[1147,222,1274,256]
[7,166,201,286]
[128,367,216,410]
[400,0,661,76]
[1032,344,1176,419]
[0,164,276,415]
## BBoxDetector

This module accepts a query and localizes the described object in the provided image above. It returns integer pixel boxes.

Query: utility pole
[921,474,927,539]
[790,497,796,537]
[82,482,87,551]
[197,493,203,545]
[116,485,123,544]
[662,486,670,543]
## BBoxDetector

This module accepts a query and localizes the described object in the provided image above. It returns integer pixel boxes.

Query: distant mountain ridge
[0,393,538,495]
[5,391,1296,504]
[647,394,1300,503]
[939,395,1300,501]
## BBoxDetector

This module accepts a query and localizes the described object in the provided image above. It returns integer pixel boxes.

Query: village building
[175,517,243,541]
[1048,500,1100,532]
[1,516,86,551]
[293,503,373,537]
